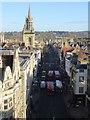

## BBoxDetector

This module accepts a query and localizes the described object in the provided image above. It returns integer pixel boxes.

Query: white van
[55,80,63,92]
[40,81,46,88]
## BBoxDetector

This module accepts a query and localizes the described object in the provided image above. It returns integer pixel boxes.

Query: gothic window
[9,102,12,107]
[9,97,12,102]
[29,37,32,45]
[35,53,37,58]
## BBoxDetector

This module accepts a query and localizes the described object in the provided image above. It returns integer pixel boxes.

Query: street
[27,44,70,119]
[37,89,68,118]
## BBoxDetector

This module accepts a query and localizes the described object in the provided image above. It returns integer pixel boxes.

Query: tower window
[29,37,32,45]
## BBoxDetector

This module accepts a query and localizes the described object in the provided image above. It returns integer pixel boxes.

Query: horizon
[1,2,88,32]
[2,30,88,33]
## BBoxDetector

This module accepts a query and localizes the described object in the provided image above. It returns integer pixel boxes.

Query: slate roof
[76,64,87,69]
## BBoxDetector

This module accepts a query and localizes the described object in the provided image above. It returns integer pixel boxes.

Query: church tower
[23,5,35,48]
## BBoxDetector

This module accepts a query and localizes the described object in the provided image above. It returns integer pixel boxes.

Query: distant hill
[4,31,22,41]
[4,31,88,42]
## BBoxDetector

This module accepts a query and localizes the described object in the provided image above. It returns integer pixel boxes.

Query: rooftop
[76,64,87,69]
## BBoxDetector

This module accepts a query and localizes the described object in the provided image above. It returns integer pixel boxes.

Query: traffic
[32,44,64,96]
[28,44,69,118]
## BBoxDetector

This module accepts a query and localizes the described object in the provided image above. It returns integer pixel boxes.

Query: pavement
[63,88,89,119]
[59,64,89,119]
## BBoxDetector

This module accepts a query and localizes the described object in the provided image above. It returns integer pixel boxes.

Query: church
[22,5,35,48]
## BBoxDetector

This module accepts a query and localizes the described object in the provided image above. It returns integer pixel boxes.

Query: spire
[28,4,33,21]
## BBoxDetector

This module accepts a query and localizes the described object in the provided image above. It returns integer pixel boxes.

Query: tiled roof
[63,47,74,52]
[78,50,89,63]
[62,47,74,57]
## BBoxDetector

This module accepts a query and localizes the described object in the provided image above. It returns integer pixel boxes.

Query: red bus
[47,81,54,95]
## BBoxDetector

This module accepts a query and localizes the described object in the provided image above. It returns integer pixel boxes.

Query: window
[88,67,90,77]
[9,97,12,102]
[79,76,84,82]
[9,102,12,107]
[35,53,37,58]
[7,77,9,79]
[29,37,32,45]
[14,75,16,80]
[4,105,8,110]
[4,100,7,104]
[7,82,9,87]
[79,69,84,72]
[79,87,84,93]
[0,105,1,110]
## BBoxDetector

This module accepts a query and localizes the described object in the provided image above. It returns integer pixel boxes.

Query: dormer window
[79,76,84,82]
[79,69,84,72]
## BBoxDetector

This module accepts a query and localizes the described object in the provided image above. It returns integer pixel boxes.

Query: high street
[28,44,70,119]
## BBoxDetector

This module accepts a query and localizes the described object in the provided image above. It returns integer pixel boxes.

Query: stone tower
[23,5,35,48]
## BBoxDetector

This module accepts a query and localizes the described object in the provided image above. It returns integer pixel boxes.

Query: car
[40,81,46,88]
[47,81,55,95]
[32,80,39,86]
[54,70,60,79]
[47,70,54,81]
[55,80,63,93]
[41,75,46,81]
[42,70,46,75]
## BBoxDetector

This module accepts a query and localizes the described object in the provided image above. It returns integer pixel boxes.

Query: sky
[1,2,88,32]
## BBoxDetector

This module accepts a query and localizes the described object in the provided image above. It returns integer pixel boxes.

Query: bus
[47,81,54,95]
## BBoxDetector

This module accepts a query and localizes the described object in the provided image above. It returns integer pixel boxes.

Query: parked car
[40,81,46,88]
[47,70,54,81]
[55,80,63,93]
[54,70,61,79]
[47,81,55,95]
[42,70,46,76]
[41,75,46,81]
